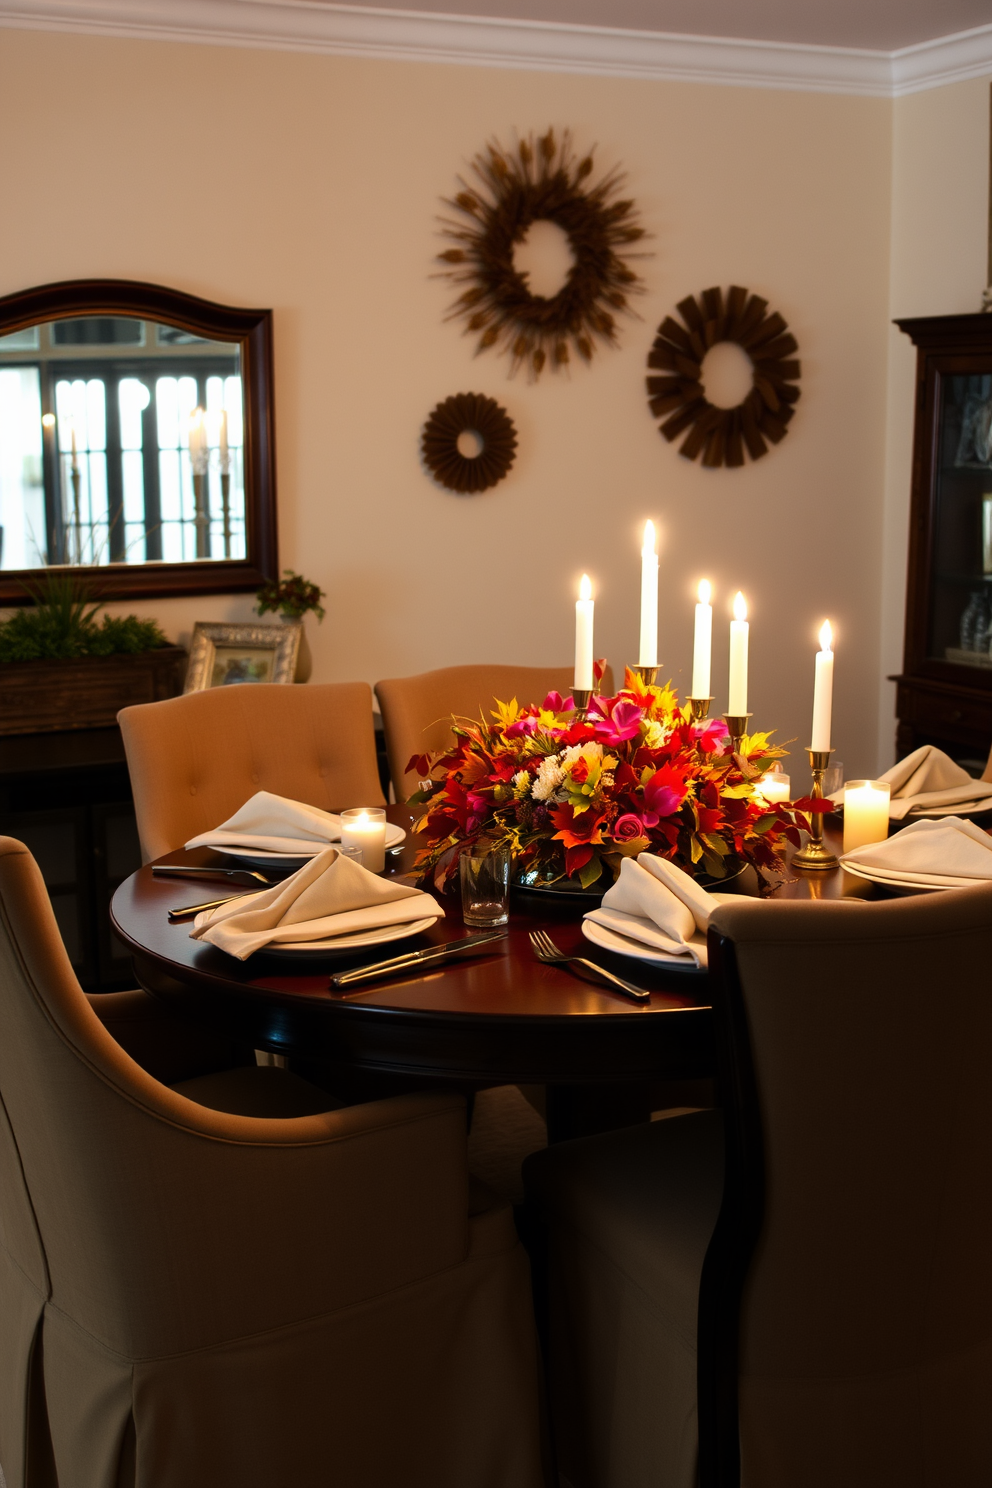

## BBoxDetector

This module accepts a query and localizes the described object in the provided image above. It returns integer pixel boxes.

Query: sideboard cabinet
[892,314,992,772]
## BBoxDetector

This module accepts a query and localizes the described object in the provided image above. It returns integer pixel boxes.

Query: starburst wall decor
[437,129,649,379]
[646,286,802,468]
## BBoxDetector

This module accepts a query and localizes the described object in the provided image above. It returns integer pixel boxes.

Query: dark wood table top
[110,809,873,1094]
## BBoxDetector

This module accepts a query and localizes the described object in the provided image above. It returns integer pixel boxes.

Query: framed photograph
[183,622,301,692]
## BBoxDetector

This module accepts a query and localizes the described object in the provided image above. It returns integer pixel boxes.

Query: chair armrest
[87,988,255,1084]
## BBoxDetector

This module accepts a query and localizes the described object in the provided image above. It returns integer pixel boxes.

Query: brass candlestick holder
[723,713,751,755]
[792,747,839,870]
[571,686,593,718]
[688,696,713,723]
[627,663,659,686]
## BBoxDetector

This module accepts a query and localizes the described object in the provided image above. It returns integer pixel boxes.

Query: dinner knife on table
[330,929,507,990]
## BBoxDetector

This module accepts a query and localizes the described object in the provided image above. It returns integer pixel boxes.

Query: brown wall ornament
[421,393,518,494]
[646,286,801,467]
[438,129,648,379]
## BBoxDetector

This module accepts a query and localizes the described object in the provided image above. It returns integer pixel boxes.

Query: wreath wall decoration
[421,392,518,494]
[646,286,801,468]
[437,129,648,379]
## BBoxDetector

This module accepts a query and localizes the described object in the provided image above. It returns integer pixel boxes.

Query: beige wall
[880,76,991,770]
[0,28,899,777]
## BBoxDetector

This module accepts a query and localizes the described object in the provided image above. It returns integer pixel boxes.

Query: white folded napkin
[583,853,738,968]
[877,746,992,821]
[184,790,405,855]
[840,816,992,885]
[190,847,442,959]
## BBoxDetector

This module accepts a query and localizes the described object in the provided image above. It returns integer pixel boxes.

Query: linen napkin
[840,816,992,886]
[190,847,442,959]
[877,746,992,821]
[583,853,738,968]
[184,790,405,855]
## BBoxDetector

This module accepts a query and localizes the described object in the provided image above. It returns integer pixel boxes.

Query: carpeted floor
[467,1085,549,1205]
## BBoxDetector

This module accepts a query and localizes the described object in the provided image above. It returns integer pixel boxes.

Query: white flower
[642,720,670,750]
[532,753,565,801]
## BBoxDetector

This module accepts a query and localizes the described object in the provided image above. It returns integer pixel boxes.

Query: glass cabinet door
[929,369,992,672]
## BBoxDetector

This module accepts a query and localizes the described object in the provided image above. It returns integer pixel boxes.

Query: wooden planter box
[0,646,187,736]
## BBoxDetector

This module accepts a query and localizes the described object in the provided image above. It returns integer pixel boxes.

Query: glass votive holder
[336,843,364,868]
[822,761,845,800]
[459,843,511,928]
[759,771,791,804]
[842,780,891,853]
[340,807,387,873]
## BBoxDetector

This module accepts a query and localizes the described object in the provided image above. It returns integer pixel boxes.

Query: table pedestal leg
[545,1081,651,1144]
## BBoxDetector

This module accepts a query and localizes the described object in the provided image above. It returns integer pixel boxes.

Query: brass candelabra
[688,696,713,723]
[723,713,751,755]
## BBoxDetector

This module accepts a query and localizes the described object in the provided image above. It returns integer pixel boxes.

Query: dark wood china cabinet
[892,314,992,773]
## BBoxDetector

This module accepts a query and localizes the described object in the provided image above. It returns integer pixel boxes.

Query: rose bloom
[612,812,645,842]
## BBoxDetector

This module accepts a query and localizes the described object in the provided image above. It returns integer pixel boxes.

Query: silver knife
[330,930,507,989]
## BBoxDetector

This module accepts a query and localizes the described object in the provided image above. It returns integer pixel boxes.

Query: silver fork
[528,930,651,1003]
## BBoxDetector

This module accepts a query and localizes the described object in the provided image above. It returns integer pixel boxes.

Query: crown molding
[1,0,990,97]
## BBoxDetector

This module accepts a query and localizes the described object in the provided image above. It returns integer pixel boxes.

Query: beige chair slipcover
[0,837,545,1488]
[525,882,992,1488]
[375,664,615,802]
[119,682,385,861]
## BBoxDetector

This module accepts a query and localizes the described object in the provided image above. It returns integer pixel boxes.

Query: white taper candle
[810,620,834,752]
[691,579,712,697]
[728,591,749,715]
[574,574,594,691]
[638,521,658,667]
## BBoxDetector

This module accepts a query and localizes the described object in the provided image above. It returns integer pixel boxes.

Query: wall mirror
[0,279,277,604]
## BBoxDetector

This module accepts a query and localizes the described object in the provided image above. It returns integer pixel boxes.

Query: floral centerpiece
[409,671,812,893]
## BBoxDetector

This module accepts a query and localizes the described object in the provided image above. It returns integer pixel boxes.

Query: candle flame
[698,579,712,605]
[579,574,592,602]
[641,520,656,557]
[41,413,56,428]
[733,591,747,622]
[819,619,833,652]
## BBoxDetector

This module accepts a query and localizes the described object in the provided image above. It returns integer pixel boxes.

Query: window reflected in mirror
[0,315,245,572]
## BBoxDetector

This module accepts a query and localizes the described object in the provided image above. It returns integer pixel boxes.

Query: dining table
[110,806,882,1142]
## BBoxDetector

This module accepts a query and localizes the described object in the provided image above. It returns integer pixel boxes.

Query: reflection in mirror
[0,315,245,571]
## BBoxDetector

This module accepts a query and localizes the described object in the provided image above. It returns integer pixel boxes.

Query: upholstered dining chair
[119,681,385,861]
[0,836,545,1488]
[525,883,992,1488]
[375,664,615,802]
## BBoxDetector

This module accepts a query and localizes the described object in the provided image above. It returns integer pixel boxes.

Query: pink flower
[612,813,645,842]
[542,690,567,712]
[592,697,644,744]
[641,763,690,825]
[505,715,539,738]
[695,718,727,754]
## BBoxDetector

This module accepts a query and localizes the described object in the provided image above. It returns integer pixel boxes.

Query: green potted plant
[0,575,185,735]
[255,570,326,682]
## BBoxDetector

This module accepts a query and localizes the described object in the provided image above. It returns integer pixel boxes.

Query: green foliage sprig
[0,574,167,664]
[255,570,326,622]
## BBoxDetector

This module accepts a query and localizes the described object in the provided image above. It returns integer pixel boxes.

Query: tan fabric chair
[0,837,545,1488]
[375,664,615,802]
[525,883,992,1488]
[119,682,385,861]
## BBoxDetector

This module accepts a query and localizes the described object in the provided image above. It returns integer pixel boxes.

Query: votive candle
[760,773,791,805]
[574,574,594,690]
[811,620,834,752]
[340,807,387,873]
[842,781,890,853]
[728,591,749,715]
[638,521,658,667]
[691,579,712,697]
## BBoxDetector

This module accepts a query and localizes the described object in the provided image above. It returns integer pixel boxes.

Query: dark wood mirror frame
[0,278,278,605]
